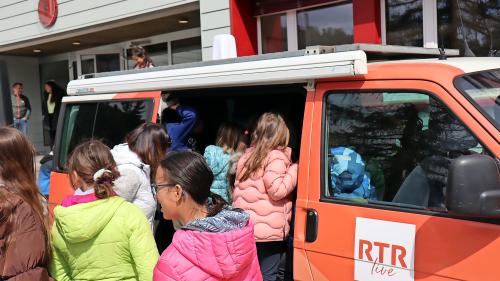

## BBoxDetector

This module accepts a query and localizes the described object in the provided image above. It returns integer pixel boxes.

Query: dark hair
[131,46,153,67]
[164,93,179,104]
[67,140,120,199]
[162,108,182,124]
[44,81,66,104]
[126,123,170,180]
[159,151,226,216]
[12,82,22,88]
[216,123,245,154]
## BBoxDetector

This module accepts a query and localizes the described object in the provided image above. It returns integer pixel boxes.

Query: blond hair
[239,113,289,181]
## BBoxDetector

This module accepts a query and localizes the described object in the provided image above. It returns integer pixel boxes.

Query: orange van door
[301,80,500,281]
[48,92,161,219]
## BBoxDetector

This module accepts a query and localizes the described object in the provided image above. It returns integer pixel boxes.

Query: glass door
[77,50,124,77]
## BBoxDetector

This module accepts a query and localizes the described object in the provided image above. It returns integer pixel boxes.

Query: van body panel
[47,171,71,223]
[294,90,316,280]
[48,91,161,219]
[299,77,500,280]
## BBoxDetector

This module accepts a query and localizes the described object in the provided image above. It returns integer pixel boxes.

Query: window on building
[96,54,120,73]
[324,91,484,211]
[58,99,154,168]
[297,2,353,49]
[80,53,121,75]
[80,55,95,75]
[261,13,288,53]
[171,37,202,65]
[437,0,500,56]
[385,0,424,47]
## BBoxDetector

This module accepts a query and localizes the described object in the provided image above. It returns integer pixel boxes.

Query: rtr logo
[354,218,415,281]
[358,239,408,276]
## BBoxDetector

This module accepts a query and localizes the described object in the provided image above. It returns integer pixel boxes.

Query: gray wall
[0,55,45,152]
[200,0,231,60]
[0,0,197,48]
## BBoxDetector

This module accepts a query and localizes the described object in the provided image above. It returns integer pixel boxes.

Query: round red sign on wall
[38,0,58,28]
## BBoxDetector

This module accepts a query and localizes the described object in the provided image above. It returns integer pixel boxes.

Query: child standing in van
[163,94,197,152]
[153,151,262,281]
[204,123,246,202]
[233,113,298,281]
[50,140,158,281]
[111,123,169,227]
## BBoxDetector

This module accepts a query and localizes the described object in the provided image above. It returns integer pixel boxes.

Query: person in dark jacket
[163,95,197,152]
[0,127,51,280]
[42,81,66,147]
[38,152,53,198]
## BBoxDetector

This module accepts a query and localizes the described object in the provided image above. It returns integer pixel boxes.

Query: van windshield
[57,99,154,169]
[455,69,500,130]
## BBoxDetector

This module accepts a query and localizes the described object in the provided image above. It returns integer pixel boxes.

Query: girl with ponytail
[153,151,262,281]
[50,140,158,281]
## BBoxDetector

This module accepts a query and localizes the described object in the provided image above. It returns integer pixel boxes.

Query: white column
[380,0,387,45]
[199,0,231,61]
[286,10,298,51]
[423,0,438,48]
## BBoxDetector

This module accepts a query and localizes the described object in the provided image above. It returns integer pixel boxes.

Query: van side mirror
[446,154,500,217]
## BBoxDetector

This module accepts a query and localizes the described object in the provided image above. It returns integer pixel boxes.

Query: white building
[0,0,233,151]
[2,0,498,151]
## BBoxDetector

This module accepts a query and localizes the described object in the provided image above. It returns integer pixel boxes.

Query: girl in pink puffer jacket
[153,151,262,281]
[233,113,298,281]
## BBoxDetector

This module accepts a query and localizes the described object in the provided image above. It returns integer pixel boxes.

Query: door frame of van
[296,78,499,280]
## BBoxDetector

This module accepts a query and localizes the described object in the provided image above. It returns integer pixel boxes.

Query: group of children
[0,110,298,281]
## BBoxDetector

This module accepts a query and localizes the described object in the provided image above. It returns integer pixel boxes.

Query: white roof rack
[67,50,367,95]
[67,44,460,95]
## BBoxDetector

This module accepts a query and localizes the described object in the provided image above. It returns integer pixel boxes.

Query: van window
[454,68,500,129]
[58,99,154,169]
[324,91,484,211]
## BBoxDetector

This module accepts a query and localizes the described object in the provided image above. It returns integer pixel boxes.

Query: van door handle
[305,209,318,243]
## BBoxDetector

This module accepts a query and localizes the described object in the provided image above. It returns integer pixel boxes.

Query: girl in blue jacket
[204,123,246,203]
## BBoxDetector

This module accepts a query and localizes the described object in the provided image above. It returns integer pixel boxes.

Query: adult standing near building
[42,81,66,147]
[11,82,31,135]
[132,46,155,69]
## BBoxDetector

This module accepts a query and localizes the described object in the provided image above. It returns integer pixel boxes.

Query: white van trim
[67,50,368,95]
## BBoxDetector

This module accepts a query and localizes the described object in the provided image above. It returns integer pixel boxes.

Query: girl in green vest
[50,140,159,281]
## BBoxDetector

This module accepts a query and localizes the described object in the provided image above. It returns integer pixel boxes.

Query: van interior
[161,84,307,161]
[153,84,306,252]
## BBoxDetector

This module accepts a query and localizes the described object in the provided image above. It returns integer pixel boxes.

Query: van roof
[372,57,500,73]
[68,44,497,96]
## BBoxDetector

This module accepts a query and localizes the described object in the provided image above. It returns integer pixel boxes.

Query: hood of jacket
[155,208,257,279]
[183,206,249,233]
[171,222,256,279]
[53,196,125,244]
[111,143,151,175]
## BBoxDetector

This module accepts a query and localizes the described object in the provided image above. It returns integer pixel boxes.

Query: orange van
[49,44,500,280]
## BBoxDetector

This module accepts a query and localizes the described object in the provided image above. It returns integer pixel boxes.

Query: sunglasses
[151,182,177,196]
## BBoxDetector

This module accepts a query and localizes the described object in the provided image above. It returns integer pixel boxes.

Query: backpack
[330,147,377,200]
